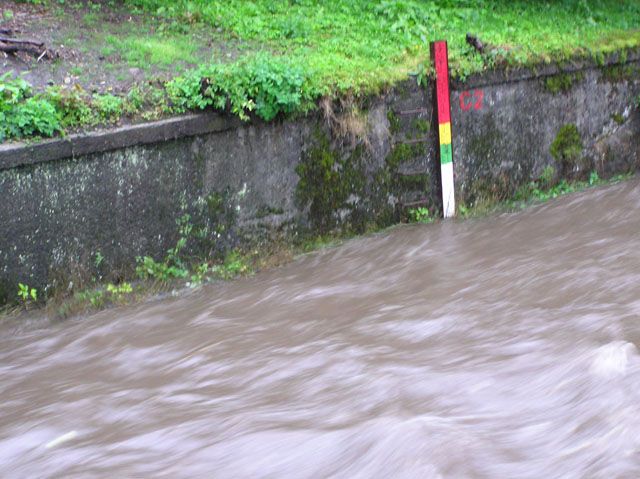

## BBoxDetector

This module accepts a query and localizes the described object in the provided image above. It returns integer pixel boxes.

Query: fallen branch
[0,37,56,59]
[0,36,45,47]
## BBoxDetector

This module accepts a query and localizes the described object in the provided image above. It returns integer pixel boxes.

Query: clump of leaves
[374,0,432,41]
[135,213,192,281]
[407,206,433,223]
[106,282,133,295]
[538,165,557,189]
[210,251,250,279]
[17,283,38,304]
[47,86,96,128]
[93,94,124,122]
[0,72,61,141]
[167,53,315,121]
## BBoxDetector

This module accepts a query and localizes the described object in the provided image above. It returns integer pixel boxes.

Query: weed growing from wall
[17,283,37,304]
[407,207,432,224]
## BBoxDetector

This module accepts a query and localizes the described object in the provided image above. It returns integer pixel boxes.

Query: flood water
[2,178,640,478]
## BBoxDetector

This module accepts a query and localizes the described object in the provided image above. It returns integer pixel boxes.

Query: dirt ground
[0,1,239,95]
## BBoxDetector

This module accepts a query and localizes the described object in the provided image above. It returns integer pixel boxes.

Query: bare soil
[0,0,240,95]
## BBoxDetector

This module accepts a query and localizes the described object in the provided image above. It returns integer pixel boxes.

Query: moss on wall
[387,110,401,134]
[550,124,585,177]
[295,133,366,232]
[295,128,434,234]
[412,118,431,134]
[612,113,625,125]
[466,114,502,171]
[385,142,424,169]
[543,72,585,95]
[600,64,639,83]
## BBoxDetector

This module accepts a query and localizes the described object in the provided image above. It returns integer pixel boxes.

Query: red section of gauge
[433,41,450,124]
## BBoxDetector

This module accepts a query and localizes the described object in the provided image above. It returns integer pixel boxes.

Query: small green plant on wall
[135,213,192,282]
[106,282,133,295]
[17,283,37,305]
[408,206,433,224]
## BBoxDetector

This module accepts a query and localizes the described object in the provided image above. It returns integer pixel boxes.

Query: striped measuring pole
[431,40,455,218]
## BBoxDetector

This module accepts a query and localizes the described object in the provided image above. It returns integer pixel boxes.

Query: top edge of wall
[1,48,639,171]
[450,47,640,90]
[0,113,242,171]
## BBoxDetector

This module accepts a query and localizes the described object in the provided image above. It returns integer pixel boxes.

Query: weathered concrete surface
[199,118,312,230]
[0,54,638,301]
[453,59,640,203]
[0,113,239,170]
[0,139,206,301]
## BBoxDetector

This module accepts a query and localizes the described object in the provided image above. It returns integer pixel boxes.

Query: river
[1,178,640,478]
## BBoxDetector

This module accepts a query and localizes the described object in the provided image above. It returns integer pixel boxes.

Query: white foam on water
[44,431,78,449]
[589,341,638,378]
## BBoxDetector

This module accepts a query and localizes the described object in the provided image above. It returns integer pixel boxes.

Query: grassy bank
[127,0,640,87]
[2,170,635,322]
[1,0,640,141]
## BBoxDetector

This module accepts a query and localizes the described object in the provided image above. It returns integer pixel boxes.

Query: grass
[103,34,203,68]
[123,0,640,89]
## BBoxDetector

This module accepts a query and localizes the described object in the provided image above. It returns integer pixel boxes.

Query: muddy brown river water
[1,178,640,478]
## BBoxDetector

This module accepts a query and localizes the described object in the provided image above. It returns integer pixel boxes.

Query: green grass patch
[123,0,640,88]
[104,34,202,68]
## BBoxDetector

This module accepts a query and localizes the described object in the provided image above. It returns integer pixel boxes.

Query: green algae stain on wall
[599,64,639,83]
[543,72,585,95]
[550,124,585,176]
[295,133,366,232]
[295,126,433,234]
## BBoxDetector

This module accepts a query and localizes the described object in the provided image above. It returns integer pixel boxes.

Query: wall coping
[0,113,239,171]
[452,48,640,89]
[1,49,638,171]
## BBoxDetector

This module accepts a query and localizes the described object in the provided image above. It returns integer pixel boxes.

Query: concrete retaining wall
[1,52,639,301]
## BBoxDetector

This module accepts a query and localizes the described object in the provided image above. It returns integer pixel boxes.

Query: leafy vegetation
[0,72,61,141]
[167,53,315,121]
[135,212,250,285]
[17,283,38,304]
[407,206,433,224]
[0,72,164,140]
[123,0,640,89]
[106,282,133,295]
[135,213,193,282]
